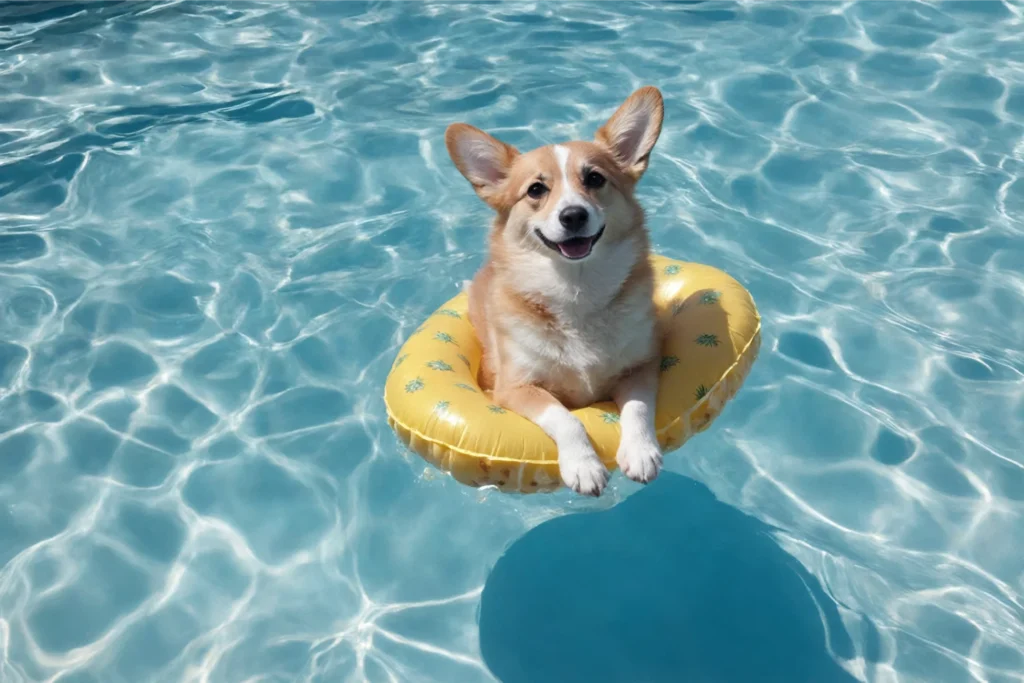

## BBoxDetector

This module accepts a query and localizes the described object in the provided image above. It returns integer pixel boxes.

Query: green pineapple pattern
[405,377,425,393]
[427,360,454,372]
[454,383,478,393]
[434,400,450,414]
[436,309,462,319]
[700,291,721,306]
[696,334,720,347]
[602,411,620,424]
[664,264,682,275]
[457,354,471,368]
[660,355,679,372]
[434,332,458,346]
[695,384,709,400]
[394,354,409,368]
[487,405,507,414]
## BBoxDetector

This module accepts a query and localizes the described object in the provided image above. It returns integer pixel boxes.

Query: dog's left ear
[445,123,519,208]
[595,86,664,182]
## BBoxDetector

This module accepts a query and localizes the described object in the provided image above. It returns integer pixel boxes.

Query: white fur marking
[498,235,654,405]
[540,145,604,244]
[536,405,608,496]
[535,404,590,449]
[615,371,663,483]
[554,144,573,189]
[552,145,587,214]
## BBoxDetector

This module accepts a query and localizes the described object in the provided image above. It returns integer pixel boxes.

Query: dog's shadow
[479,473,865,683]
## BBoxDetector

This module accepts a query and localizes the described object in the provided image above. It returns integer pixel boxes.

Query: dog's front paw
[559,444,609,497]
[616,436,663,484]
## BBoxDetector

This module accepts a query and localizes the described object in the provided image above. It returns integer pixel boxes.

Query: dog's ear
[595,86,663,182]
[445,123,519,207]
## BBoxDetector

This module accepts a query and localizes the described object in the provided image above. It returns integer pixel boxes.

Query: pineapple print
[394,354,409,368]
[664,264,682,275]
[434,332,458,346]
[602,411,620,424]
[436,309,462,319]
[695,384,709,400]
[700,291,721,306]
[405,377,425,393]
[454,383,478,393]
[487,405,507,414]
[696,334,720,348]
[660,356,679,372]
[434,400,450,414]
[457,354,471,368]
[427,360,454,372]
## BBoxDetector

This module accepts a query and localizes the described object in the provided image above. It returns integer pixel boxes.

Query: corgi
[444,86,665,497]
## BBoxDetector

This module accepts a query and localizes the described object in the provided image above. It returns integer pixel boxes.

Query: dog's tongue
[558,236,593,259]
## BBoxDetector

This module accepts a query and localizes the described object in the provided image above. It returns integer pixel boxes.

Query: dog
[444,86,665,497]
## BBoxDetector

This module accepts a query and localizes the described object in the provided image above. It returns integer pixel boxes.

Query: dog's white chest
[503,295,654,406]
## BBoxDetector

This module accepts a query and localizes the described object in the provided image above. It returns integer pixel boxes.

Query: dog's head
[445,87,663,264]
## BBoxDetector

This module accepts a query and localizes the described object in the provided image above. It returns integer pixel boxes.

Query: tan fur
[445,87,666,496]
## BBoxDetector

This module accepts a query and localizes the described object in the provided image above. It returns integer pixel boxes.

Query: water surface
[1,2,1023,681]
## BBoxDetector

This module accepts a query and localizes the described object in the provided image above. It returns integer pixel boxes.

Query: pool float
[384,254,760,494]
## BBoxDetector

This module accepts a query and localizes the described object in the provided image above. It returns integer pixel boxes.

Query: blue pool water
[1,1,1023,681]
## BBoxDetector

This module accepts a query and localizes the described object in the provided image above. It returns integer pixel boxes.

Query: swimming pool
[1,1,1022,681]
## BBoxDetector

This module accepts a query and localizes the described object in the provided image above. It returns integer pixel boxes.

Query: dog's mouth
[535,225,605,261]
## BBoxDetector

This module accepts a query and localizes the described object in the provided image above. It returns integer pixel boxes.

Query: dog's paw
[616,436,663,484]
[559,445,609,497]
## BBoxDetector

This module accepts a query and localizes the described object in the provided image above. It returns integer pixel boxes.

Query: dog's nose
[558,205,589,233]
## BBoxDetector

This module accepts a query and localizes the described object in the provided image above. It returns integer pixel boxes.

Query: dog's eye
[527,182,548,199]
[584,171,606,189]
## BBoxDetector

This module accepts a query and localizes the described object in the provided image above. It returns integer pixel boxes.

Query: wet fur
[446,87,666,496]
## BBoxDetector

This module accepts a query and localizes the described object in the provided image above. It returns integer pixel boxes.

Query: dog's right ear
[445,123,519,207]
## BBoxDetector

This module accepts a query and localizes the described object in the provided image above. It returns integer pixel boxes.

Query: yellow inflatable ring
[384,254,761,494]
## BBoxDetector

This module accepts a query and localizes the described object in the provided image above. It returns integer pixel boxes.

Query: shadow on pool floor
[479,472,864,683]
